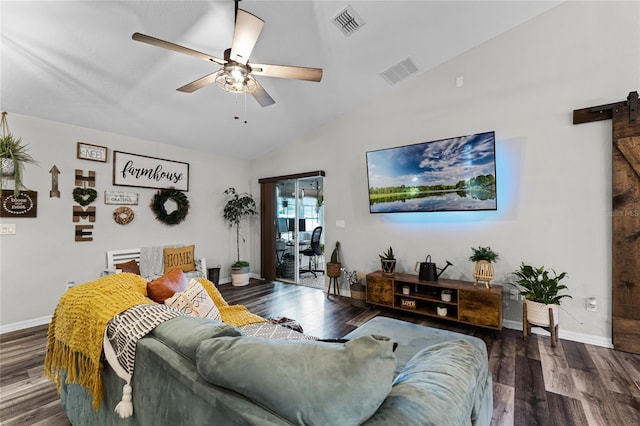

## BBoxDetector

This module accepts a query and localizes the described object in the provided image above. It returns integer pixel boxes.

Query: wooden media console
[366,271,503,330]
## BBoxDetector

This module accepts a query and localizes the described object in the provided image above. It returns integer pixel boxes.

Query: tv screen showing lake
[366,131,497,213]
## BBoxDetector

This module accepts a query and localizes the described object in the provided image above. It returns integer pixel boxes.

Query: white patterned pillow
[165,279,222,322]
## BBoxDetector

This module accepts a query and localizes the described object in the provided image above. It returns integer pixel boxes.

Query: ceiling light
[215,63,257,94]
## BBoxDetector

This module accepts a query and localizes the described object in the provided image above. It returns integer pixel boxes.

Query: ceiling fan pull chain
[244,92,248,124]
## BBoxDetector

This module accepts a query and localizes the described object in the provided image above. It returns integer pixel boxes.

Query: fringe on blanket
[103,304,186,418]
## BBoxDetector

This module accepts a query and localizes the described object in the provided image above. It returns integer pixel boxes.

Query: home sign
[113,151,189,191]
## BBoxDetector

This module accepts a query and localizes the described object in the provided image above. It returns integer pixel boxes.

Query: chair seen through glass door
[274,177,324,288]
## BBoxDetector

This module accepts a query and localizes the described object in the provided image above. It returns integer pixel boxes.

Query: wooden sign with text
[1,190,38,218]
[104,190,139,205]
[112,151,189,191]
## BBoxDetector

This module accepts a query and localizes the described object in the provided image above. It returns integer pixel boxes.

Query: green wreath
[73,187,98,206]
[150,188,189,225]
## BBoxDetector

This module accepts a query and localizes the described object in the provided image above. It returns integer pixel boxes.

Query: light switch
[335,220,345,228]
[0,224,16,234]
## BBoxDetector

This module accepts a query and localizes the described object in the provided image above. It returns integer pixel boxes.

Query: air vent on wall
[332,5,365,36]
[379,57,419,85]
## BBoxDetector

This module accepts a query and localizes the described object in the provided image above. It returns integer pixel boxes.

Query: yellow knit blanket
[197,278,267,326]
[45,274,265,411]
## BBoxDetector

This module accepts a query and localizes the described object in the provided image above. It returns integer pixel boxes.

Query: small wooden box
[400,298,416,309]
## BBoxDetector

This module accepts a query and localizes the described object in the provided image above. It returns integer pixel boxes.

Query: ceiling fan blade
[230,9,264,65]
[251,80,275,107]
[132,32,225,65]
[177,72,217,93]
[250,63,323,82]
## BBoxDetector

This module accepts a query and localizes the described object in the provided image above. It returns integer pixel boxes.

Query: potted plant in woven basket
[345,270,366,308]
[379,246,396,277]
[326,241,341,278]
[469,246,499,288]
[223,187,258,286]
[514,262,571,327]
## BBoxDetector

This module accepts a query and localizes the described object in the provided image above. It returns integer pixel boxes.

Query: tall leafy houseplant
[1,113,38,197]
[223,187,258,286]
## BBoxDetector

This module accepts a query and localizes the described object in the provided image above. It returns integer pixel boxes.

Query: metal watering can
[414,255,453,281]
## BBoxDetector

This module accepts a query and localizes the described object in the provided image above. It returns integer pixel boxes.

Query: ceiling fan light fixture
[214,66,257,93]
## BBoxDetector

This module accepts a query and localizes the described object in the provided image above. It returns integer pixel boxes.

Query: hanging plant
[1,112,38,197]
[72,187,98,206]
[151,188,189,225]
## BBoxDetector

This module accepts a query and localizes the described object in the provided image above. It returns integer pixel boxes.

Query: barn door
[574,91,640,353]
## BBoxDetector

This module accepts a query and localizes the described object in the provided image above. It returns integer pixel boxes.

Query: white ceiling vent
[379,57,419,85]
[332,5,365,36]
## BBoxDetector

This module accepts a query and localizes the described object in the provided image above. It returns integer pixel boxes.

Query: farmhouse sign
[113,151,189,191]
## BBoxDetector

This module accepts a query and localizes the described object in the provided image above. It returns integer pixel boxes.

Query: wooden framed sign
[112,151,189,191]
[1,190,38,218]
[104,190,139,205]
[77,142,108,162]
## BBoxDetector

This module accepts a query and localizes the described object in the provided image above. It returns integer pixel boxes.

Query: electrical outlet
[0,224,16,234]
[586,297,597,311]
[67,281,75,289]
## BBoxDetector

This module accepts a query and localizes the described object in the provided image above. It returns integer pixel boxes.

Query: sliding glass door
[273,176,324,285]
[258,171,325,283]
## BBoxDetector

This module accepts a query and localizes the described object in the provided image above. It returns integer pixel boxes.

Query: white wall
[251,1,640,345]
[0,114,254,328]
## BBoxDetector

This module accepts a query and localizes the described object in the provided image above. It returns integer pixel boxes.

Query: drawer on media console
[459,289,501,329]
[366,274,393,306]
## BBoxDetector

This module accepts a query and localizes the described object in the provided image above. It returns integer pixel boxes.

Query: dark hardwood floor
[1,279,639,425]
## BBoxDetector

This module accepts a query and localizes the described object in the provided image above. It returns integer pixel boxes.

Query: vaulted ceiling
[1,1,560,160]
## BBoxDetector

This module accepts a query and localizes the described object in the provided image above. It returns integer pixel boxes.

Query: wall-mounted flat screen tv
[366,131,497,213]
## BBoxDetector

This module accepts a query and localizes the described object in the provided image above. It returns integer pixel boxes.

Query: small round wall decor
[73,187,98,206]
[113,206,135,225]
[151,188,189,225]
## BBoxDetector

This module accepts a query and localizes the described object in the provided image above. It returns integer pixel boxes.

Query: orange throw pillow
[147,268,188,303]
[115,259,140,275]
[163,245,196,273]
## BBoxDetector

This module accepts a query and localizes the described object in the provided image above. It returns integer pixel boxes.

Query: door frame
[258,171,325,281]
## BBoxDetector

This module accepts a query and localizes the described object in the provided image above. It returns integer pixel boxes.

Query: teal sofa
[60,316,492,425]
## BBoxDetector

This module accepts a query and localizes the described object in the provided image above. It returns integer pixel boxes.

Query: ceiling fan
[132,0,323,107]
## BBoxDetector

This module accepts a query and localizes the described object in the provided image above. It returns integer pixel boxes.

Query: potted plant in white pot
[440,289,453,302]
[1,113,38,197]
[223,187,258,286]
[514,262,571,327]
[469,246,499,288]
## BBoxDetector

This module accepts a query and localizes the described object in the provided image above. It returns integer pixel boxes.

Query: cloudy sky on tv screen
[366,131,497,213]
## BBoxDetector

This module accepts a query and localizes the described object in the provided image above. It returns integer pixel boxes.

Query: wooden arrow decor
[49,165,60,198]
